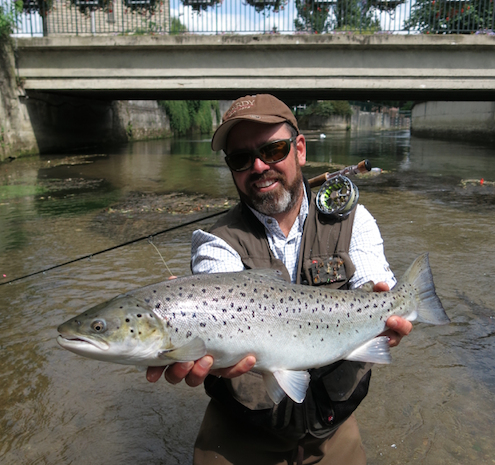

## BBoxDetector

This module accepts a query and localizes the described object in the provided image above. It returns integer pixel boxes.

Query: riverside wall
[298,106,411,132]
[411,101,495,142]
[0,44,172,161]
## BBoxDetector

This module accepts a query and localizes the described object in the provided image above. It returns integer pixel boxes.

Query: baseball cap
[211,94,300,152]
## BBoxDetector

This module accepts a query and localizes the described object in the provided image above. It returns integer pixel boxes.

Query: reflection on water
[1,132,494,464]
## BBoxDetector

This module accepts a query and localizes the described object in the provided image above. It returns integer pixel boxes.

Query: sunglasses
[224,138,294,172]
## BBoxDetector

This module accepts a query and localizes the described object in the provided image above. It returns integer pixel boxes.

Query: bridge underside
[17,34,495,102]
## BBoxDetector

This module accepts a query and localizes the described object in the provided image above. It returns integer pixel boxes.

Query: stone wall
[298,107,410,132]
[0,42,39,160]
[411,101,495,142]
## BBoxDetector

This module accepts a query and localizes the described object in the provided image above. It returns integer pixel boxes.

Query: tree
[294,0,381,33]
[0,1,23,42]
[404,0,495,33]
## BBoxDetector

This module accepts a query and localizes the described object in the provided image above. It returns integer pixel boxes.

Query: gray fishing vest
[201,182,372,439]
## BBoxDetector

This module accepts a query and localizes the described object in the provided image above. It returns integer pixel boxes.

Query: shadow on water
[1,132,495,464]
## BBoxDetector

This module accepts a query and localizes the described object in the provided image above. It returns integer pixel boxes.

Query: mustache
[248,170,285,184]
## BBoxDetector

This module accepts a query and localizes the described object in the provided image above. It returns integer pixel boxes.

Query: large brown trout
[57,253,450,403]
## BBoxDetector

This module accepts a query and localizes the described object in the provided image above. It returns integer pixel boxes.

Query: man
[147,94,412,464]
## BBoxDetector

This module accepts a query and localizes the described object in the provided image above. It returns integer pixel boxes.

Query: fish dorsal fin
[344,337,391,364]
[360,281,375,292]
[268,370,311,404]
[245,269,287,282]
[157,337,207,362]
[262,372,287,405]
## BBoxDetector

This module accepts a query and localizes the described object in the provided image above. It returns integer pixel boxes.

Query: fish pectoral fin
[344,336,392,364]
[157,337,207,362]
[268,370,310,404]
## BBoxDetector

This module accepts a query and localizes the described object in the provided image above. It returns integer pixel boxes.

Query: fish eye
[91,320,107,333]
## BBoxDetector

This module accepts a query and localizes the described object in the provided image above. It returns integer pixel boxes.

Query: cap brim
[211,115,288,152]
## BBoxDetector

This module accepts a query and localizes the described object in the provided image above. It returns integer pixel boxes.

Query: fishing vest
[202,181,372,440]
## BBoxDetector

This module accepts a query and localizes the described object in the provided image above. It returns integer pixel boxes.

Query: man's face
[225,121,306,217]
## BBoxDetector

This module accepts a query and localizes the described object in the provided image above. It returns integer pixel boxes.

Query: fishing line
[0,209,228,287]
[148,238,174,277]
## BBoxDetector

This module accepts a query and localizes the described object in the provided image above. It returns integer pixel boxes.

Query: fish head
[57,295,172,366]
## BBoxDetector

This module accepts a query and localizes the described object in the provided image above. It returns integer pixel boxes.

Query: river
[0,131,494,464]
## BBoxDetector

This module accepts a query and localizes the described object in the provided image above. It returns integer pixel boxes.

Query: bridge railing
[2,0,494,36]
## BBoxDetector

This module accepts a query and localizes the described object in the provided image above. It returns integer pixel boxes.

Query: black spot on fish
[181,312,186,316]
[200,323,206,327]
[137,314,142,318]
[192,313,196,318]
[186,331,192,338]
[250,298,254,303]
[165,298,170,302]
[149,313,153,318]
[144,299,150,304]
[202,289,206,293]
[280,298,284,303]
[126,318,130,323]
[130,329,134,333]
[357,308,362,313]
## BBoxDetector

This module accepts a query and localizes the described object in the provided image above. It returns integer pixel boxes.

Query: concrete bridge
[16,33,495,101]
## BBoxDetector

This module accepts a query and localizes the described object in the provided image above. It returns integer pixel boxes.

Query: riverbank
[412,101,495,142]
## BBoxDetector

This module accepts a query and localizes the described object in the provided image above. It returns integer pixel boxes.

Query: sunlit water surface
[1,132,494,464]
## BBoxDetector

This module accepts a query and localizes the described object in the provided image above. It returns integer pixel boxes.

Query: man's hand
[146,356,256,386]
[374,281,413,347]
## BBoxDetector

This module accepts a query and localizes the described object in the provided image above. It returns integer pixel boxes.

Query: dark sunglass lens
[227,152,252,171]
[261,140,290,163]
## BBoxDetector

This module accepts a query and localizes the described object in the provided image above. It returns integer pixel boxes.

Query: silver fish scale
[129,270,416,372]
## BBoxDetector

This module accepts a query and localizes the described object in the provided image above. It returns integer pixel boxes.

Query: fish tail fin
[398,253,450,325]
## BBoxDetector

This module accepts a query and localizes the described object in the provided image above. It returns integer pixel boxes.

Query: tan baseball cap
[211,94,299,152]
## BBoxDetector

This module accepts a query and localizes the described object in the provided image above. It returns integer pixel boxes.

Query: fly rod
[0,209,229,286]
[308,159,371,189]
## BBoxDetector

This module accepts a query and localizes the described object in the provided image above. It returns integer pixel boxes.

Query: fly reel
[316,175,359,218]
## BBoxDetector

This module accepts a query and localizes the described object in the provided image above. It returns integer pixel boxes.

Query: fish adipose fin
[157,337,207,362]
[399,253,451,325]
[344,336,392,364]
[263,370,311,404]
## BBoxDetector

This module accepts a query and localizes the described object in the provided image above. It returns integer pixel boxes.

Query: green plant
[170,16,188,34]
[159,100,218,136]
[302,101,353,118]
[404,0,494,33]
[0,0,22,42]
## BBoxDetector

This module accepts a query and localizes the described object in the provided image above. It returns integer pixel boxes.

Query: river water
[1,131,494,464]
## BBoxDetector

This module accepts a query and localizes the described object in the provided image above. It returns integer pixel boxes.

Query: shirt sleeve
[191,229,245,275]
[348,205,396,290]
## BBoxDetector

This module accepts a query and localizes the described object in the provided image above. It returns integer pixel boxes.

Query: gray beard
[237,169,303,217]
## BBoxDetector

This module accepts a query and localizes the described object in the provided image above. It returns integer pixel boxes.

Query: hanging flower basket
[70,0,108,14]
[22,0,53,13]
[368,0,404,12]
[123,0,159,12]
[181,0,222,11]
[245,0,287,13]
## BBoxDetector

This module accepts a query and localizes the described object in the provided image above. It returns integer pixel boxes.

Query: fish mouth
[57,334,109,351]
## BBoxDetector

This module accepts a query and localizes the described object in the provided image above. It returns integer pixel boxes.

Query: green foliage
[302,100,353,118]
[159,100,217,136]
[295,0,381,33]
[404,0,494,33]
[295,0,332,33]
[170,16,188,34]
[0,1,22,42]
